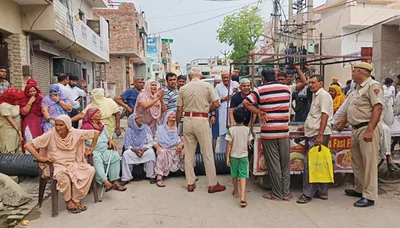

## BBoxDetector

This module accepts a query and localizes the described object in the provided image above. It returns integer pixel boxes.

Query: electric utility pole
[220,50,230,65]
[272,0,280,57]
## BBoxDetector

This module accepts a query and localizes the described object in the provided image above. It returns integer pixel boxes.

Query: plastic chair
[37,155,99,217]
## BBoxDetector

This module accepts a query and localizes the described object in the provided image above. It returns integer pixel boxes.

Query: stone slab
[0,173,32,207]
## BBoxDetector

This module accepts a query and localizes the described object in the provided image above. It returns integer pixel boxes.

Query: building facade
[94,2,147,97]
[255,0,400,86]
[313,0,400,84]
[0,0,110,94]
[146,35,163,82]
[186,57,231,78]
[171,61,182,76]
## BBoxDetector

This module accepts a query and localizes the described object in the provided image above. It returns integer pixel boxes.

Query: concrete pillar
[373,23,400,82]
[5,33,28,90]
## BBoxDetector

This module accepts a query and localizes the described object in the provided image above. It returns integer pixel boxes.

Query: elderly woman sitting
[120,113,156,185]
[154,111,184,187]
[81,108,126,192]
[25,115,100,214]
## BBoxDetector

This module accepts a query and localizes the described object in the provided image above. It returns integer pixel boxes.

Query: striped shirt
[164,86,178,112]
[245,82,291,139]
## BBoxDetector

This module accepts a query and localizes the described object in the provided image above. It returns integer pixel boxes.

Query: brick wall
[31,52,51,95]
[105,56,127,96]
[6,33,28,90]
[93,3,139,54]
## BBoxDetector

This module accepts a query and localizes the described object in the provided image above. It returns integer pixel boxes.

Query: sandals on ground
[67,207,81,214]
[77,205,87,211]
[314,193,328,200]
[156,178,166,187]
[262,192,281,201]
[283,193,293,201]
[150,178,157,184]
[115,185,127,191]
[240,200,247,207]
[105,183,117,192]
[296,194,312,204]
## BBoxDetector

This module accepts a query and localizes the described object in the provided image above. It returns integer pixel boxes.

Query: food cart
[251,121,400,188]
[251,125,353,188]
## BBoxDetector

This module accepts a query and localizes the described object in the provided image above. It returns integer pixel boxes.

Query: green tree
[217,6,263,62]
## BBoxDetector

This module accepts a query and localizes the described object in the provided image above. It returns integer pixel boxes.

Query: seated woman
[328,84,345,114]
[154,111,184,187]
[0,88,23,154]
[41,84,72,133]
[72,88,121,138]
[81,108,126,192]
[25,115,100,214]
[120,113,156,185]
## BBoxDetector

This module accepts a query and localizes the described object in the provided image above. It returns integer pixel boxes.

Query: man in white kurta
[215,72,235,154]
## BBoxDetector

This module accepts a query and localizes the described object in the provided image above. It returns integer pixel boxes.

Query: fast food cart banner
[253,133,353,176]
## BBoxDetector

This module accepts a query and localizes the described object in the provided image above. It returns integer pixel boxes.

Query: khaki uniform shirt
[348,77,383,126]
[304,88,333,137]
[177,78,219,113]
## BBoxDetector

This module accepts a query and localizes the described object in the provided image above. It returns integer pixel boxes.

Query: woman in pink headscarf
[134,80,166,135]
[25,115,100,214]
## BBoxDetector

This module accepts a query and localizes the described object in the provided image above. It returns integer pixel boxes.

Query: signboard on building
[197,59,208,65]
[147,37,158,62]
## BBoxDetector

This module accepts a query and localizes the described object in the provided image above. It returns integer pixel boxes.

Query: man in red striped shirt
[243,69,293,201]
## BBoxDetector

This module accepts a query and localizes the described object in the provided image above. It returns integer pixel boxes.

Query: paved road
[20,174,400,228]
[17,119,400,228]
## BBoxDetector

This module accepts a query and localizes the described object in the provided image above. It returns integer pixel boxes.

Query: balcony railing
[54,0,109,62]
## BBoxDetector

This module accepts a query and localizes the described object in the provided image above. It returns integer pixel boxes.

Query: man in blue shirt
[115,76,145,114]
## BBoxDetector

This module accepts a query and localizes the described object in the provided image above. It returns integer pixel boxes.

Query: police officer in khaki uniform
[176,69,226,193]
[344,62,383,207]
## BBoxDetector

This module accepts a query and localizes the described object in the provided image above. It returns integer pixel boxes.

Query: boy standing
[226,108,253,207]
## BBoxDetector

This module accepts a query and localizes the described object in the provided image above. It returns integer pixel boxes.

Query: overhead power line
[156,0,185,16]
[276,14,399,41]
[148,2,254,20]
[154,1,259,34]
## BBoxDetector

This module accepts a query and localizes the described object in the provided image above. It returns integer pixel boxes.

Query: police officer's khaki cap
[354,62,373,71]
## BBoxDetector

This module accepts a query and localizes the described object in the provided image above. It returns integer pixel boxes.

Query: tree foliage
[217,6,263,62]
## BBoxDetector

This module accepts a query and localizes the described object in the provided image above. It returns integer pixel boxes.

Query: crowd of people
[0,61,396,212]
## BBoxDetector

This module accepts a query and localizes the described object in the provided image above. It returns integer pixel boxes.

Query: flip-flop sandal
[156,179,166,187]
[150,178,157,184]
[314,193,328,200]
[105,183,117,192]
[67,207,81,214]
[296,194,312,204]
[240,200,247,207]
[232,191,239,198]
[283,193,293,201]
[262,192,281,201]
[115,185,127,192]
[388,163,397,172]
[77,205,87,211]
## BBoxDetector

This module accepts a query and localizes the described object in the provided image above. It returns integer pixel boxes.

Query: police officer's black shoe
[344,189,362,197]
[354,198,374,207]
